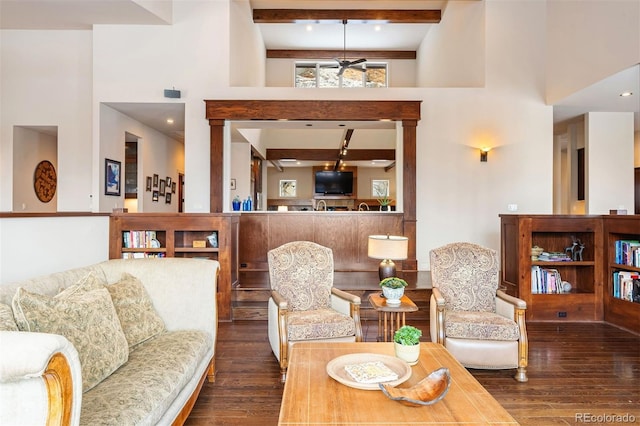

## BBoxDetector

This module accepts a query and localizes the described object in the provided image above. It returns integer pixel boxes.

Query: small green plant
[379,277,408,289]
[377,197,392,206]
[394,325,422,346]
[233,195,241,202]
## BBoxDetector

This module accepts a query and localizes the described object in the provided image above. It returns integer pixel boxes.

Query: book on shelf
[122,230,159,249]
[614,240,640,267]
[536,252,572,262]
[531,266,565,294]
[121,252,166,259]
[612,271,640,303]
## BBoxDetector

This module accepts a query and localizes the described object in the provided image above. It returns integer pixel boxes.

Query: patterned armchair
[429,242,528,382]
[267,241,363,382]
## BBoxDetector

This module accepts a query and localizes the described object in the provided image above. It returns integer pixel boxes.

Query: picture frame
[152,190,159,202]
[165,193,172,204]
[153,174,159,187]
[372,179,390,197]
[230,178,237,190]
[279,179,297,197]
[166,176,172,187]
[146,176,152,192]
[172,182,176,193]
[104,158,121,196]
[159,179,166,196]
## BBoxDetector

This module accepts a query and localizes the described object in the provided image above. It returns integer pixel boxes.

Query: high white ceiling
[1,0,638,140]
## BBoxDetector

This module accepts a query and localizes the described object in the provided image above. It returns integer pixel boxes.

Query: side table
[367,293,418,342]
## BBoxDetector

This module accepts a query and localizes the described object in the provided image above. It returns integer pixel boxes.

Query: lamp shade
[368,235,408,260]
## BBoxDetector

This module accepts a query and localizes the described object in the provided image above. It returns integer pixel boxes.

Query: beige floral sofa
[0,258,219,425]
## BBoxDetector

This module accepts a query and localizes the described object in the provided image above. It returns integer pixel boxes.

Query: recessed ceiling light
[306,24,313,31]
[166,118,174,124]
[374,25,381,31]
[620,92,633,97]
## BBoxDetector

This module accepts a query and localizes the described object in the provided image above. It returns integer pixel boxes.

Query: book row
[531,266,570,294]
[122,230,161,249]
[612,271,640,303]
[121,252,166,259]
[614,240,640,267]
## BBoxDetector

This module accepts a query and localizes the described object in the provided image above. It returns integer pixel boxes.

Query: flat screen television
[315,171,353,195]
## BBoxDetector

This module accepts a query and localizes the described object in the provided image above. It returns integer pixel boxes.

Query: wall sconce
[480,147,491,162]
[368,235,409,280]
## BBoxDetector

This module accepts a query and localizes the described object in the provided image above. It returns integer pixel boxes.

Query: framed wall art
[372,179,389,198]
[279,180,297,197]
[159,179,166,196]
[105,158,121,196]
[146,176,152,191]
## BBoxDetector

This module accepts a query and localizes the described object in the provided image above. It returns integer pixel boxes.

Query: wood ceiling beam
[267,49,416,60]
[253,9,442,24]
[267,149,395,162]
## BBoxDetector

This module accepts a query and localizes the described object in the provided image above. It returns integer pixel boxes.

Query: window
[295,62,387,88]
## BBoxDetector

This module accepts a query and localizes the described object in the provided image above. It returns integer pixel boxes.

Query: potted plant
[377,197,392,211]
[379,277,408,305]
[393,325,422,365]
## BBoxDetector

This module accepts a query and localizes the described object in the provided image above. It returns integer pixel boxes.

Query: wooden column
[209,119,224,213]
[402,119,418,271]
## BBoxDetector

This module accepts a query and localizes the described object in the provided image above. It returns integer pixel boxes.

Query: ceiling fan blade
[337,66,346,76]
[349,58,367,66]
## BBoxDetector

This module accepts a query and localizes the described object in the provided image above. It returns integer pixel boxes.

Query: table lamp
[368,234,409,281]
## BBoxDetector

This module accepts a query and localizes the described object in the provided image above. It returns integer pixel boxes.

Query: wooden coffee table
[278,342,518,425]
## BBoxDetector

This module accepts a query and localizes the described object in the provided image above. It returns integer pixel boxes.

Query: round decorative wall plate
[33,160,57,203]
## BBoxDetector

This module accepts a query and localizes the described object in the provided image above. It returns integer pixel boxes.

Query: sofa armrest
[330,288,362,342]
[430,288,446,345]
[0,331,82,426]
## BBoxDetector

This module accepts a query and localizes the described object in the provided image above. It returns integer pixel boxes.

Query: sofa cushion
[445,310,520,341]
[56,270,105,298]
[106,273,166,348]
[0,303,17,331]
[287,308,355,341]
[11,287,129,392]
[80,330,211,426]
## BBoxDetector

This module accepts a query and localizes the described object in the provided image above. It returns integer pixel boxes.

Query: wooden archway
[204,99,421,269]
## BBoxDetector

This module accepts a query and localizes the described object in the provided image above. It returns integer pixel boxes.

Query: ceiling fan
[330,20,367,76]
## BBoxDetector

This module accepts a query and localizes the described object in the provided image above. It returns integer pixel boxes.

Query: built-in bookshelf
[500,215,603,322]
[109,213,239,321]
[603,216,640,334]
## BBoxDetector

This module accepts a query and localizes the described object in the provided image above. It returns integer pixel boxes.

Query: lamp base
[378,259,397,281]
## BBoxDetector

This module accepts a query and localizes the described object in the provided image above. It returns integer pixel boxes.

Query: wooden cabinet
[500,215,603,322]
[109,213,239,321]
[603,216,640,334]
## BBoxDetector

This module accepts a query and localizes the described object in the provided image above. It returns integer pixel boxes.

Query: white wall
[416,1,485,88]
[585,112,635,214]
[0,216,109,284]
[12,127,58,213]
[230,0,266,87]
[546,0,640,104]
[0,30,93,212]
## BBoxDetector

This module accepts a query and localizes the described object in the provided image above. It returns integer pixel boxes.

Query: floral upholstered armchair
[267,241,363,382]
[429,242,528,382]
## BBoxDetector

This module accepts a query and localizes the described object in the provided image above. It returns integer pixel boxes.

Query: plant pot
[382,286,404,305]
[394,342,420,366]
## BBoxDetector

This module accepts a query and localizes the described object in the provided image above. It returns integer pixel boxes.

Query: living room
[1,1,639,425]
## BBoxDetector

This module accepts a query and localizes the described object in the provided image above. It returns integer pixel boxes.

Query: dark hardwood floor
[186,320,640,426]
